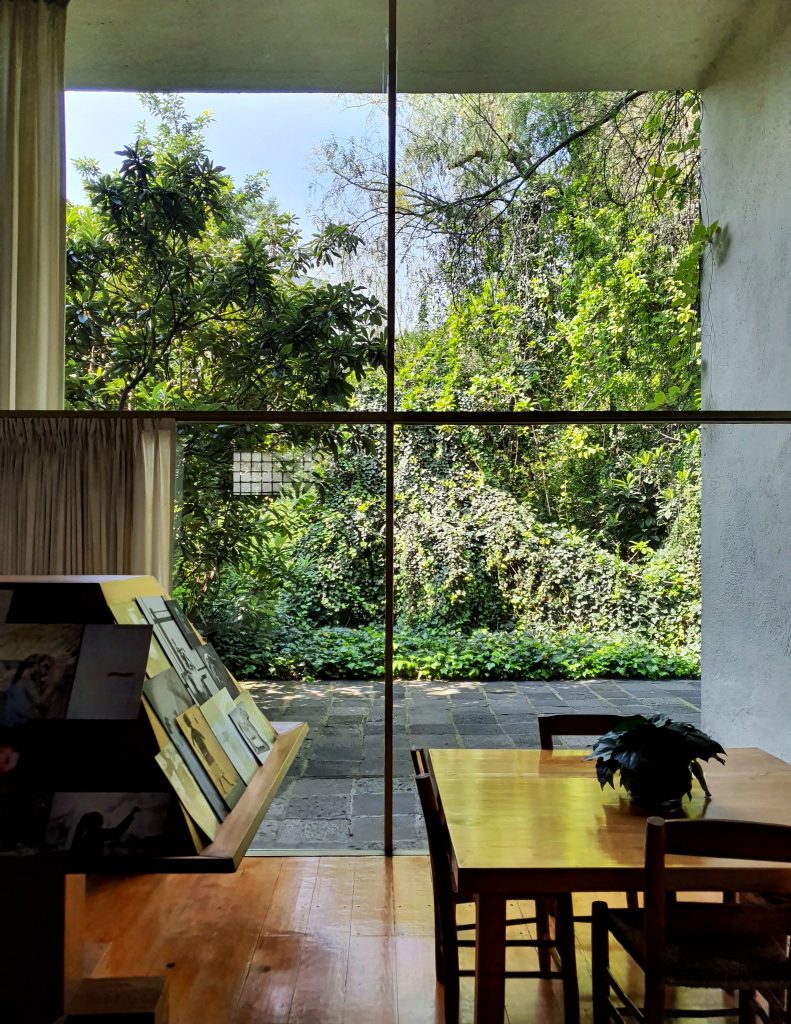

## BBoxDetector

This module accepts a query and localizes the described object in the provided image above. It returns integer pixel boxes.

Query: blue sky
[65,92,384,230]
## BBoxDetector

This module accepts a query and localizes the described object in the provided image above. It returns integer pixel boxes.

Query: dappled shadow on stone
[244,676,701,853]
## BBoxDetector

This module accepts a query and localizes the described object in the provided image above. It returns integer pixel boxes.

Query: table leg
[0,871,85,1024]
[474,893,506,1024]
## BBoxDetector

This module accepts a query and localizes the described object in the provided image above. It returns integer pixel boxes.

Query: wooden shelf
[200,720,308,867]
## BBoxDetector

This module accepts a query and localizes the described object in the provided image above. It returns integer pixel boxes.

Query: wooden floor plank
[82,856,748,1024]
[263,856,320,935]
[392,855,434,936]
[351,857,394,936]
[343,936,398,1024]
[234,933,305,1024]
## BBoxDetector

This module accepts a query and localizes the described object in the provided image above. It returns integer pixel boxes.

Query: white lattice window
[232,450,313,496]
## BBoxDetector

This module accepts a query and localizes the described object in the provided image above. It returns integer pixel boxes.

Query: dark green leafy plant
[586,714,725,807]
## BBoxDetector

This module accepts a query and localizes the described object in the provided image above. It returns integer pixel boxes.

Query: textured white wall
[701,0,791,761]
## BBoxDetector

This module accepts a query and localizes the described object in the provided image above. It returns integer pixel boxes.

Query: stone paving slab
[245,677,701,852]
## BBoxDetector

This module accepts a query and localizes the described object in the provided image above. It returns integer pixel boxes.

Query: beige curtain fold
[0,0,68,409]
[0,417,176,587]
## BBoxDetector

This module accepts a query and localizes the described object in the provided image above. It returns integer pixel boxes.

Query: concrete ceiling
[65,0,751,93]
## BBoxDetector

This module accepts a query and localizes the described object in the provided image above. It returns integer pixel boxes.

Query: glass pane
[175,423,386,852]
[65,44,387,412]
[393,423,701,850]
[386,91,702,412]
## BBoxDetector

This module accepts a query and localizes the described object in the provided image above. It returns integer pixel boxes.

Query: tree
[65,95,386,607]
[66,95,385,412]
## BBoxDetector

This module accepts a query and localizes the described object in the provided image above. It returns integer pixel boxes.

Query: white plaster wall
[701,0,791,761]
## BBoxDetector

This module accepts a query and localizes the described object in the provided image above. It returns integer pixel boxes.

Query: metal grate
[232,449,313,496]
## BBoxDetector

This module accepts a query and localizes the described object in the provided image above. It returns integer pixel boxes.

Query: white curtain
[0,417,176,587]
[0,0,67,409]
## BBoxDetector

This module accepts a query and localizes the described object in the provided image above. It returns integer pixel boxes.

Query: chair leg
[442,970,460,1024]
[643,969,666,1024]
[443,915,461,1024]
[433,895,445,983]
[591,901,611,1024]
[554,893,580,1024]
[535,898,553,975]
[738,990,757,1024]
[626,890,639,911]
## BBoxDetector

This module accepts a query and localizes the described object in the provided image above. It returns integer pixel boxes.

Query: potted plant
[586,714,726,809]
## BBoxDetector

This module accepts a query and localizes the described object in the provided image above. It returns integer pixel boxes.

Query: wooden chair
[592,817,791,1024]
[538,714,639,913]
[412,747,580,1024]
[537,713,626,752]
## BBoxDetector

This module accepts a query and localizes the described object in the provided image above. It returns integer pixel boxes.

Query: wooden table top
[429,746,791,894]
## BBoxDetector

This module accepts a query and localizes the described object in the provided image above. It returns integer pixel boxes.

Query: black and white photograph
[202,690,258,783]
[142,669,227,821]
[229,699,272,764]
[155,743,220,841]
[198,642,239,700]
[137,597,216,704]
[236,690,278,746]
[164,599,201,649]
[67,624,152,720]
[45,791,171,857]
[0,624,84,727]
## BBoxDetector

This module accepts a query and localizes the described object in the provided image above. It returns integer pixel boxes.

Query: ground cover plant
[66,91,706,682]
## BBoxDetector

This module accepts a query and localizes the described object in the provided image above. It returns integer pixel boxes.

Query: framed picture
[142,669,227,822]
[176,705,245,809]
[45,791,171,857]
[0,624,84,727]
[67,624,152,720]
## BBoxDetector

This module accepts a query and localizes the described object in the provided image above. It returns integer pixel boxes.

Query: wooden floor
[85,856,737,1024]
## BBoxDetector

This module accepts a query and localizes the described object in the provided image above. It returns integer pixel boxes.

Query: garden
[64,91,706,683]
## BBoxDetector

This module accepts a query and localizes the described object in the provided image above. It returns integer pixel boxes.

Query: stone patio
[245,677,701,852]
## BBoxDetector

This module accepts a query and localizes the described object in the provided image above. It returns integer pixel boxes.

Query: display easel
[0,575,307,1023]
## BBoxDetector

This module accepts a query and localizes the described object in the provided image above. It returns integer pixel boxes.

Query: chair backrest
[643,817,791,972]
[538,713,625,751]
[412,751,457,912]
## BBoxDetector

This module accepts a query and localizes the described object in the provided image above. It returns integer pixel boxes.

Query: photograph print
[156,742,220,841]
[202,690,258,783]
[67,624,152,720]
[108,600,170,677]
[164,599,201,649]
[142,669,227,821]
[0,624,84,727]
[176,705,245,809]
[45,791,171,858]
[198,643,239,699]
[137,597,216,704]
[236,690,278,745]
[229,698,272,764]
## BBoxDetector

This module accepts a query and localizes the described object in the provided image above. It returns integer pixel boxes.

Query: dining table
[427,745,791,1024]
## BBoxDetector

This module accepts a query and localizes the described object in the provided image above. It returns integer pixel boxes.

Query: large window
[64,5,713,853]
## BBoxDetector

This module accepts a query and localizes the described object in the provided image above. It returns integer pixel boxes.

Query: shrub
[218,624,698,683]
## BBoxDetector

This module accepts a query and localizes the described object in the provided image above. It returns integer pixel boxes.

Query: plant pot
[620,761,692,810]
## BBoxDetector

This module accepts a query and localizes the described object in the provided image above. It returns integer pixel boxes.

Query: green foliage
[66,95,385,412]
[588,714,725,805]
[211,624,698,683]
[68,92,707,683]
